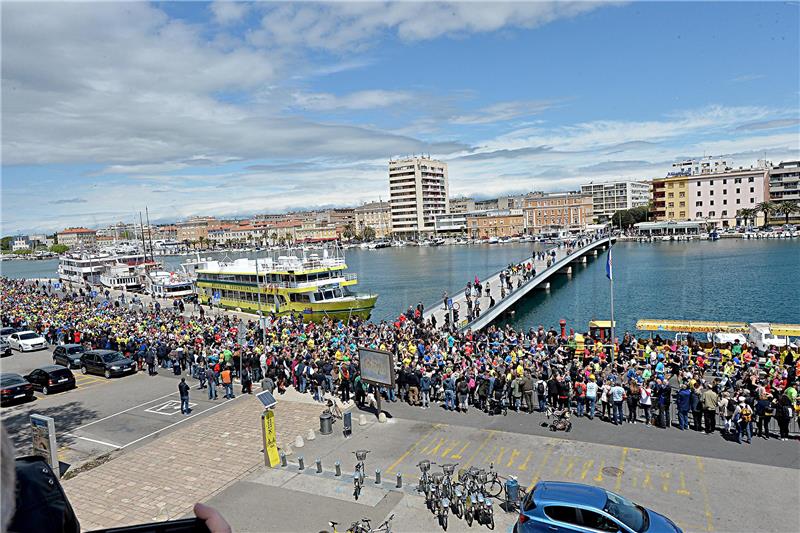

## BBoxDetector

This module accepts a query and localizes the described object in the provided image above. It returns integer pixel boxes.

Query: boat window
[323,290,335,300]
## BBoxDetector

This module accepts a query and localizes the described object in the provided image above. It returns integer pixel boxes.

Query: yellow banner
[263,410,280,468]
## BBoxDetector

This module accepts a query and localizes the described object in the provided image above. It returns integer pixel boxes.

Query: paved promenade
[61,395,323,530]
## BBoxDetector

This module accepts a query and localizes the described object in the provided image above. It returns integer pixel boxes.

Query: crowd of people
[2,269,798,445]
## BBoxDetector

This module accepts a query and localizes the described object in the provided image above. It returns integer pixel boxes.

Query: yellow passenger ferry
[195,246,378,321]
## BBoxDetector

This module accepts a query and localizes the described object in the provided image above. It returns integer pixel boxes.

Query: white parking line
[71,391,178,431]
[65,433,121,449]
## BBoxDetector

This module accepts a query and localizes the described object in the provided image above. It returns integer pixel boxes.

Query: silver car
[0,338,10,357]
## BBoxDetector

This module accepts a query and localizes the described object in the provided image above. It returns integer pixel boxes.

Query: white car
[8,331,47,352]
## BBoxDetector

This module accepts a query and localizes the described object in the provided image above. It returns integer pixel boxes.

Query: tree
[611,206,649,228]
[13,249,32,255]
[755,201,777,228]
[361,226,377,241]
[342,222,356,240]
[49,244,69,254]
[0,236,12,251]
[774,201,799,225]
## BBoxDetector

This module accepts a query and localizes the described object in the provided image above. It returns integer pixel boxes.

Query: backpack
[537,381,545,394]
[740,405,752,423]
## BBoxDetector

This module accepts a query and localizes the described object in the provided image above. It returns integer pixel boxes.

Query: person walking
[206,365,217,400]
[676,383,691,430]
[701,385,718,434]
[610,381,625,425]
[179,378,191,415]
[221,366,234,399]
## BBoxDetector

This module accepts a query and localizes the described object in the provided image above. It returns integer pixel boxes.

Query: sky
[2,0,799,234]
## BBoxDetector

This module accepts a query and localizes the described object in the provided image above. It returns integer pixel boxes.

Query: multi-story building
[11,236,30,251]
[465,209,525,239]
[523,192,594,235]
[57,227,97,248]
[354,201,391,238]
[769,160,800,225]
[652,159,770,227]
[434,213,467,234]
[296,223,338,243]
[176,217,221,243]
[154,225,178,241]
[474,195,526,212]
[580,180,650,222]
[448,197,475,215]
[388,156,449,237]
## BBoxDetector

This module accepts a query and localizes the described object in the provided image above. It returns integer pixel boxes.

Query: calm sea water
[2,240,797,333]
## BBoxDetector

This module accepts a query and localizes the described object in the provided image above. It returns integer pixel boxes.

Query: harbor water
[2,240,797,334]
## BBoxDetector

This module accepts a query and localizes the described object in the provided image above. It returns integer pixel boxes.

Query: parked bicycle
[328,514,394,533]
[417,459,434,505]
[482,462,503,498]
[353,449,370,500]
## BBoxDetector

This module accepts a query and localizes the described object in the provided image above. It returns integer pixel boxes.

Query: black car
[53,344,86,368]
[0,327,18,342]
[0,373,34,405]
[80,350,136,378]
[24,365,76,395]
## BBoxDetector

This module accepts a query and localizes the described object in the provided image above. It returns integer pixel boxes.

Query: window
[723,179,727,184]
[750,187,754,193]
[735,178,742,184]
[736,188,740,194]
[581,510,621,533]
[697,212,703,217]
[710,200,714,206]
[723,189,727,195]
[722,210,728,216]
[736,199,741,204]
[696,201,703,207]
[679,192,685,198]
[697,190,701,197]
[679,211,686,217]
[748,177,754,182]
[709,180,714,185]
[723,200,727,205]
[750,198,755,203]
[667,193,674,198]
[709,190,714,196]
[544,506,579,526]
[709,211,716,216]
[679,201,685,207]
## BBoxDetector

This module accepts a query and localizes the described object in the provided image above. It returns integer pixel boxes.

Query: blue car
[517,481,681,533]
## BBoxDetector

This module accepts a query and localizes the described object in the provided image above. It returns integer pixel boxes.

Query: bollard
[279,451,287,467]
[298,456,305,471]
[316,459,322,473]
[294,435,305,448]
[334,461,342,477]
[307,428,316,441]
[375,469,381,485]
[396,473,402,489]
[358,414,368,426]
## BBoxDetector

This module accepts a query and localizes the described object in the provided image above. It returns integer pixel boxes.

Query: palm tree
[755,201,777,228]
[342,222,356,240]
[775,201,799,225]
[737,207,755,227]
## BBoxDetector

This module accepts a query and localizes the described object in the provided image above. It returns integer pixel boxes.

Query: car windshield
[101,352,125,363]
[19,332,39,340]
[603,491,649,533]
[67,346,85,354]
[1,375,25,386]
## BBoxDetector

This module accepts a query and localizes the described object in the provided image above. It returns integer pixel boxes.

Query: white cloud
[210,1,249,25]
[291,90,414,111]
[450,100,560,125]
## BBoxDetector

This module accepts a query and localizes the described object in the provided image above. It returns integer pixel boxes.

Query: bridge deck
[422,235,615,331]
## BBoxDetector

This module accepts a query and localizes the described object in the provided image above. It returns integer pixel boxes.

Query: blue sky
[2,1,799,233]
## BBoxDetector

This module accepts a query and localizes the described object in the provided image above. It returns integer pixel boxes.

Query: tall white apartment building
[388,156,449,236]
[580,180,651,222]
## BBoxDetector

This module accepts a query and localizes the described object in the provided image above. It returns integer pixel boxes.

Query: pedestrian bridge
[423,235,616,332]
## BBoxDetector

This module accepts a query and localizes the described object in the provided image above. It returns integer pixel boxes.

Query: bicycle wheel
[465,508,473,527]
[441,512,448,531]
[487,514,495,530]
[484,479,503,498]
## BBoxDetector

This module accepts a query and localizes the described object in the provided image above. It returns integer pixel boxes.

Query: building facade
[11,236,30,251]
[434,213,467,234]
[354,201,391,238]
[57,227,97,247]
[466,209,525,239]
[523,192,594,234]
[580,180,650,222]
[176,217,221,243]
[448,197,475,214]
[769,160,800,225]
[388,156,449,236]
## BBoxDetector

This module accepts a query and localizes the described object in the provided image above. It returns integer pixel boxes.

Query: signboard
[30,414,59,477]
[358,347,395,387]
[90,290,98,298]
[256,389,277,410]
[261,409,280,467]
[53,282,61,289]
[213,290,222,304]
[343,411,352,438]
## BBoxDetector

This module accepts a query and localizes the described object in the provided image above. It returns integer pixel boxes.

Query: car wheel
[42,386,49,395]
[81,366,88,375]
[104,369,111,379]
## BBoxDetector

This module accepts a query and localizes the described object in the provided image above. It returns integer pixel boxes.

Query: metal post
[280,452,287,467]
[298,456,305,470]
[396,473,403,488]
[316,459,322,473]
[375,469,381,485]
[335,461,341,477]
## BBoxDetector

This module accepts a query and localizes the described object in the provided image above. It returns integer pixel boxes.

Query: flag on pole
[606,248,613,281]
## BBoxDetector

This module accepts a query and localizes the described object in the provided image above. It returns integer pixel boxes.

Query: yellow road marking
[518,451,533,471]
[593,460,605,483]
[451,442,470,460]
[441,440,459,458]
[580,460,594,480]
[386,424,439,474]
[675,472,691,496]
[494,446,506,465]
[695,457,715,532]
[428,438,446,456]
[530,444,553,486]
[552,455,564,476]
[463,431,496,470]
[482,444,497,464]
[420,433,443,454]
[660,471,671,493]
[614,447,628,491]
[642,471,653,490]
[507,449,520,468]
[563,457,576,478]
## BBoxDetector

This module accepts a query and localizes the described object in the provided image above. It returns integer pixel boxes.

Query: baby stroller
[546,406,572,432]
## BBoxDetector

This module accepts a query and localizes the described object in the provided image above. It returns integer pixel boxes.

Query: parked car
[516,481,681,533]
[0,327,18,342]
[80,350,136,378]
[53,344,86,368]
[0,338,11,357]
[0,373,34,406]
[8,330,47,352]
[24,365,76,395]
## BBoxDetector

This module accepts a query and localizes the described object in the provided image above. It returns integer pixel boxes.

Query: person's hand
[194,502,232,533]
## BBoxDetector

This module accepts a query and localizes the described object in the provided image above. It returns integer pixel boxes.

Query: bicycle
[353,449,370,500]
[482,462,503,498]
[328,514,394,533]
[417,459,434,505]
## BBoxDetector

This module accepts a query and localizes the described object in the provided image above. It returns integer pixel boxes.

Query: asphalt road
[0,344,232,471]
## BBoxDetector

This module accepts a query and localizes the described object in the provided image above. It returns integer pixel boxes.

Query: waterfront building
[354,201,391,239]
[523,192,593,235]
[11,236,30,251]
[295,223,339,243]
[154,225,178,241]
[434,213,467,235]
[176,217,220,244]
[474,195,526,211]
[465,209,525,239]
[633,220,703,236]
[448,196,475,214]
[388,156,449,237]
[27,234,49,248]
[768,160,800,225]
[580,180,650,222]
[652,159,770,227]
[57,227,97,248]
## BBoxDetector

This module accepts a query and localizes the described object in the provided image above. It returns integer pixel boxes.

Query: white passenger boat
[147,270,195,299]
